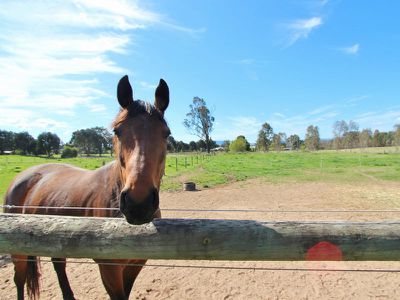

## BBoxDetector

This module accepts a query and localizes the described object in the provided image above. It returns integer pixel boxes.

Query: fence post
[185,157,187,168]
[175,157,178,171]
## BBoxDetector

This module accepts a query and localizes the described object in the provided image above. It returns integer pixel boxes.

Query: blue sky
[0,0,399,143]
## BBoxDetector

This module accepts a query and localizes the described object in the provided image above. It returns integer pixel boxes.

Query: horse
[4,75,170,300]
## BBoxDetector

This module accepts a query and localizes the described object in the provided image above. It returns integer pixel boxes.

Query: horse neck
[93,160,123,212]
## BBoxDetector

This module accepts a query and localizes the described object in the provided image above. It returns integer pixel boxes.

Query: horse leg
[51,258,75,300]
[122,259,146,298]
[12,255,27,300]
[96,260,126,300]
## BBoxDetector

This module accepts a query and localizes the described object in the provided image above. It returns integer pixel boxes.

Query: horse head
[113,75,170,225]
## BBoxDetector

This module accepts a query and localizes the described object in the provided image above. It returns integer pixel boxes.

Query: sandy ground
[2,178,400,299]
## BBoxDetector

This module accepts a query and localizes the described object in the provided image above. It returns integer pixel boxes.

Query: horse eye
[113,128,121,137]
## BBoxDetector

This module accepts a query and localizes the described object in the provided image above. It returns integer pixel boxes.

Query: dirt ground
[2,179,400,299]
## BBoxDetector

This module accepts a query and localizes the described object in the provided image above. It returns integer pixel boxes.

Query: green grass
[1,151,400,202]
[161,151,400,190]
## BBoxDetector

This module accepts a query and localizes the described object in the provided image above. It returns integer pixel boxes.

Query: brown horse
[4,75,170,300]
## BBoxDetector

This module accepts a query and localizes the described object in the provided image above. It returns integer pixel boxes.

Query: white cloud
[139,81,158,89]
[212,116,262,141]
[320,0,330,6]
[87,104,107,113]
[0,0,152,122]
[229,116,262,130]
[0,0,203,136]
[160,23,207,35]
[286,17,323,46]
[345,95,369,104]
[273,113,286,118]
[0,108,70,136]
[354,110,400,127]
[0,34,131,57]
[0,1,160,31]
[237,58,255,65]
[341,44,360,55]
[308,105,335,115]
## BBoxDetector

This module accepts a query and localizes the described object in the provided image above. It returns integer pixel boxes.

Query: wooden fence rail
[0,213,399,261]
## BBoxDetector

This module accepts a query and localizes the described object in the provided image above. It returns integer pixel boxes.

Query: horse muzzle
[119,187,159,225]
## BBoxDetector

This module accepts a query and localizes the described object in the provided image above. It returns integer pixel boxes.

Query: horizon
[1,1,399,144]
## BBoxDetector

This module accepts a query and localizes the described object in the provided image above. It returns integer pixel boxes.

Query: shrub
[61,146,78,158]
[14,149,24,155]
[229,137,248,152]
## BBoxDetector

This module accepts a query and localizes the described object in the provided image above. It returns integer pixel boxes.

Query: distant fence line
[0,153,214,173]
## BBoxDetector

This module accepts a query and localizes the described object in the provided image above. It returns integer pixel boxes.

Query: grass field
[1,150,400,202]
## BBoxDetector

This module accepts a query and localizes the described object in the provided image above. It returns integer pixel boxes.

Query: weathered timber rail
[0,213,400,261]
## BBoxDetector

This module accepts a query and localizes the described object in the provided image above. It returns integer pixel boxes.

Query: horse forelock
[111,100,168,159]
[112,100,165,128]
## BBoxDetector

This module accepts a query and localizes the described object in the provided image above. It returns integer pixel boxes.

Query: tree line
[167,136,218,152]
[224,120,400,152]
[181,97,400,152]
[0,127,113,158]
[0,131,61,156]
[2,92,400,157]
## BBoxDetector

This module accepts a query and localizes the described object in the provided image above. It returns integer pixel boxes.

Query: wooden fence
[0,213,399,261]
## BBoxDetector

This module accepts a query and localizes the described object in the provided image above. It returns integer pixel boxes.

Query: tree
[386,131,395,146]
[271,134,282,151]
[71,129,94,156]
[256,123,273,151]
[176,141,189,152]
[287,134,300,150]
[305,125,320,151]
[237,135,250,151]
[167,136,177,152]
[394,124,400,147]
[196,139,207,151]
[14,132,36,155]
[229,136,249,152]
[189,141,198,151]
[333,120,349,150]
[183,97,215,153]
[208,139,219,150]
[0,130,15,154]
[92,127,113,156]
[70,127,111,156]
[343,120,359,149]
[37,132,61,157]
[372,130,388,147]
[279,132,287,147]
[61,146,78,158]
[221,140,230,152]
[359,129,372,148]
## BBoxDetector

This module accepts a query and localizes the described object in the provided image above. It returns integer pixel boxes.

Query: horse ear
[154,79,169,113]
[117,75,133,108]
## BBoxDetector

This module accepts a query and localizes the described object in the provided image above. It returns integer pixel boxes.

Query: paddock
[1,179,400,299]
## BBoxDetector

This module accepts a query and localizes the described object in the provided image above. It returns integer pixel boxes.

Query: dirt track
[2,179,400,299]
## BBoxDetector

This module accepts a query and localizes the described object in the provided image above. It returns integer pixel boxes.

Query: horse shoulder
[4,168,44,210]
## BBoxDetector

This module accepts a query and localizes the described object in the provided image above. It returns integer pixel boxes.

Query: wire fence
[7,257,400,274]
[3,204,400,214]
